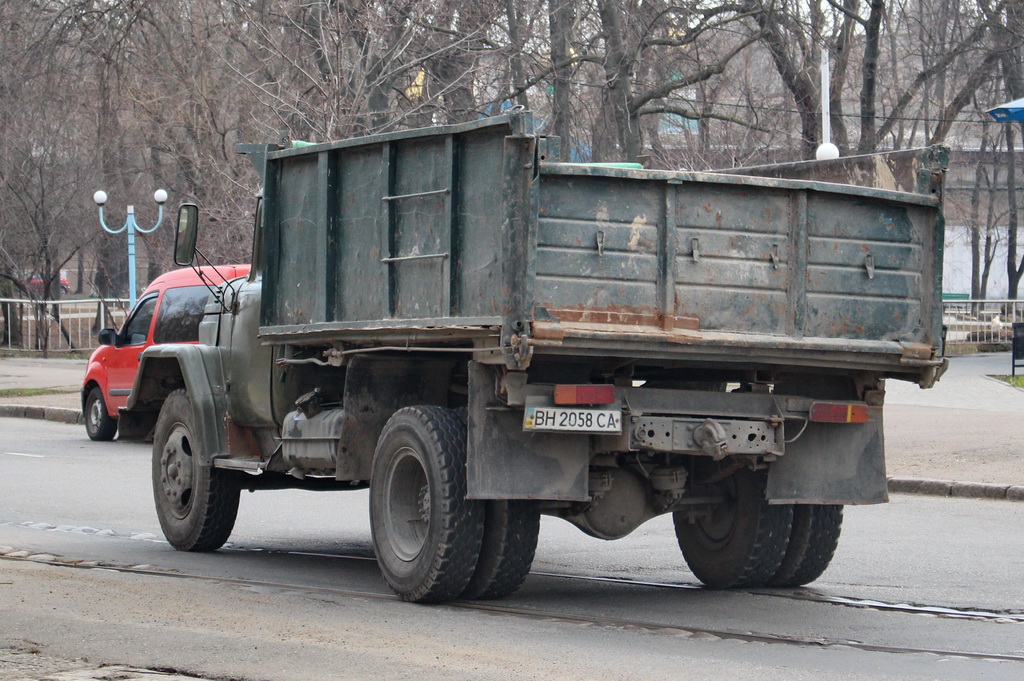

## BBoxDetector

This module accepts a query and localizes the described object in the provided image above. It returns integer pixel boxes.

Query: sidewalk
[0,356,85,423]
[1,354,1021,500]
[883,351,1024,497]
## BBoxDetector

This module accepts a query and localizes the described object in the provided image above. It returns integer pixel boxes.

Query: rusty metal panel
[263,114,526,331]
[388,134,453,319]
[674,185,794,335]
[335,145,389,321]
[531,167,940,351]
[453,128,508,318]
[269,154,326,327]
[804,194,935,344]
[535,175,662,324]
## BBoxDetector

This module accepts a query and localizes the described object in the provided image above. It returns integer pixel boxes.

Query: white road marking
[3,452,45,458]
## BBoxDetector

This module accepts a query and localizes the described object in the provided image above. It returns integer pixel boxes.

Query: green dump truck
[122,112,947,602]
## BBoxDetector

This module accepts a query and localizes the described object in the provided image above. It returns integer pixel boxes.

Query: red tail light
[553,384,616,405]
[809,402,869,423]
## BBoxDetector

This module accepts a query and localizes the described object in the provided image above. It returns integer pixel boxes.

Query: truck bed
[257,113,944,385]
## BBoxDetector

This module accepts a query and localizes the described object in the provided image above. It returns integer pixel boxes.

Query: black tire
[461,500,540,600]
[768,504,843,587]
[84,386,117,441]
[152,390,239,551]
[673,468,793,588]
[370,406,484,603]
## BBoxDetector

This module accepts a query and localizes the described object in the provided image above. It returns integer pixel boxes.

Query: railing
[943,299,1024,346]
[0,298,131,352]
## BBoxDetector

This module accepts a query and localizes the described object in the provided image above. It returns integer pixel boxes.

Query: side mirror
[97,328,117,346]
[174,203,200,266]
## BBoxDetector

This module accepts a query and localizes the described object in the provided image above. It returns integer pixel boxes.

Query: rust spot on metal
[538,305,700,331]
[532,320,565,341]
[225,415,262,459]
[899,342,935,360]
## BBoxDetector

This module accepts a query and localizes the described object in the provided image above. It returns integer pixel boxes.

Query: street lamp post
[93,189,168,308]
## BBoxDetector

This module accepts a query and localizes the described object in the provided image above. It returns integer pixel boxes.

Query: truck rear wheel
[768,504,843,587]
[461,500,540,600]
[152,390,240,552]
[673,468,792,588]
[370,406,484,602]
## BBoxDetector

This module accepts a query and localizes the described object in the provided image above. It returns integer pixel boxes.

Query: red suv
[82,265,250,440]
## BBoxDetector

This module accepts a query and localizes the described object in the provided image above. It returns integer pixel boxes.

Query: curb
[887,477,1024,502]
[0,406,1021,502]
[0,404,82,425]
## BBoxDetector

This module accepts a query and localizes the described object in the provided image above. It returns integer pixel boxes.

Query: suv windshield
[153,285,213,344]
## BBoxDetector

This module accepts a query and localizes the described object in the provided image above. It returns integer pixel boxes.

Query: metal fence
[0,298,131,352]
[942,299,1024,346]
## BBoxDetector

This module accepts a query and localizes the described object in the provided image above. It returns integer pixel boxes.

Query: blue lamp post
[93,189,167,308]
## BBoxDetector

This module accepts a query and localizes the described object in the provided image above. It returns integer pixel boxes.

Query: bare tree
[0,2,101,351]
[742,0,1008,158]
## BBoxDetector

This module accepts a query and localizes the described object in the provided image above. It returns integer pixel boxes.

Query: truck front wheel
[673,467,792,588]
[370,406,484,602]
[768,504,843,587]
[152,390,240,552]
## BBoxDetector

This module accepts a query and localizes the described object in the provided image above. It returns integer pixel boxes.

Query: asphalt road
[2,419,1022,681]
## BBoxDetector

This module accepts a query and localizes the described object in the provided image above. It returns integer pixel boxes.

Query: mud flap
[339,356,453,481]
[766,407,887,505]
[467,362,589,501]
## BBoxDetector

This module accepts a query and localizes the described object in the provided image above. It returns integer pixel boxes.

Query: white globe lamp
[815,142,840,161]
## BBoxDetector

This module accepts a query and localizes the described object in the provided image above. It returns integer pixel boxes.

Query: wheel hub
[159,425,194,519]
[416,483,430,523]
[383,446,429,562]
[691,479,738,550]
[89,398,103,428]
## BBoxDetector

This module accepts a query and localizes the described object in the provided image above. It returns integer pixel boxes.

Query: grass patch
[0,387,78,398]
[990,375,1024,388]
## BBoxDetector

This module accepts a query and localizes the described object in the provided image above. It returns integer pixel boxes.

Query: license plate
[523,406,622,433]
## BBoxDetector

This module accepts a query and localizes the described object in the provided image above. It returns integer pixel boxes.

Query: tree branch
[637,102,771,133]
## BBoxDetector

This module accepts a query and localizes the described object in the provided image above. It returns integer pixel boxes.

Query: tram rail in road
[2,543,1021,665]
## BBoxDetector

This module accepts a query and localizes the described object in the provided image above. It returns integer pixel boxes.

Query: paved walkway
[0,356,85,391]
[0,356,83,411]
[885,352,1024,412]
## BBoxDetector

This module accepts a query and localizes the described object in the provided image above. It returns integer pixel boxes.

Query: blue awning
[988,97,1024,121]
